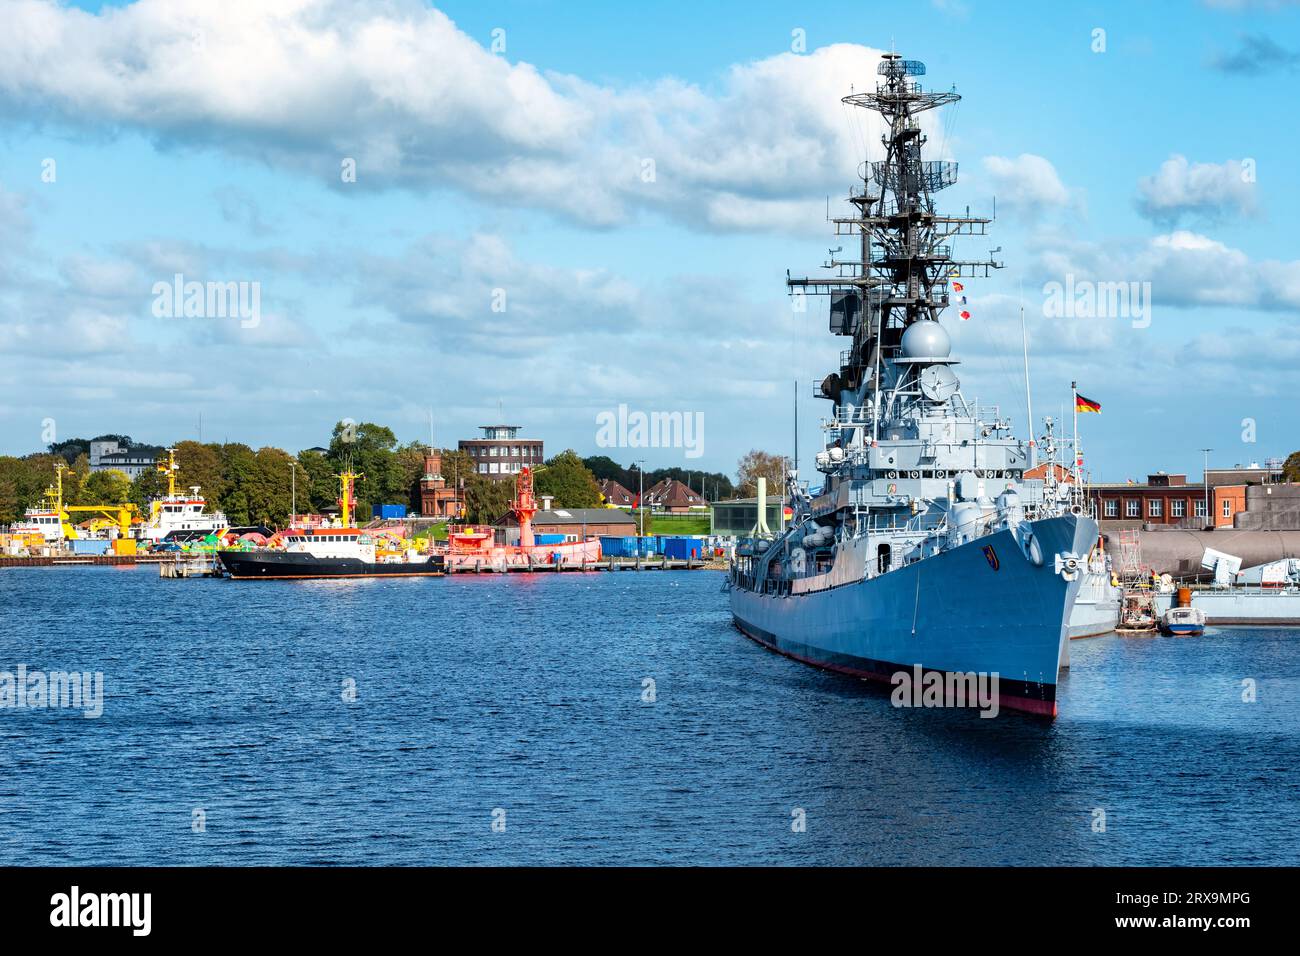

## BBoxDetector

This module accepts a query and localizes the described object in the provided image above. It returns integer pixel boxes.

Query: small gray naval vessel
[727,53,1096,717]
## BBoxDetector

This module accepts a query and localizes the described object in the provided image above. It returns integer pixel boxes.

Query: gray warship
[727,53,1097,717]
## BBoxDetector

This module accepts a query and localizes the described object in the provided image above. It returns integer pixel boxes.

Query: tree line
[0,425,608,527]
[580,456,739,500]
[0,426,794,527]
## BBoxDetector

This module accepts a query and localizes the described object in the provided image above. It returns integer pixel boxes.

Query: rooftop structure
[459,424,543,480]
[1206,461,1285,488]
[89,440,164,478]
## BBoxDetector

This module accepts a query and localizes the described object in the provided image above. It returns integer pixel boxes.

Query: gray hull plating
[731,513,1095,716]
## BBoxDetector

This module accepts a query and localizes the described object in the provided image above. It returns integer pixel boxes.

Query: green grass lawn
[645,514,710,535]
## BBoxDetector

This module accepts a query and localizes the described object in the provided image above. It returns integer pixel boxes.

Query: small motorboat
[1159,604,1206,636]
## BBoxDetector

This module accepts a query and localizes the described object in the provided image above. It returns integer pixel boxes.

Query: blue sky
[1,0,1297,483]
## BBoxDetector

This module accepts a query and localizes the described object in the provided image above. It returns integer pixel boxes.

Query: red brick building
[1088,473,1244,529]
[495,507,637,541]
[419,453,463,518]
[459,424,543,480]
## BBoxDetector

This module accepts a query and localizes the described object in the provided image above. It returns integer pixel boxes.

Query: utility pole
[636,459,646,537]
[1201,448,1213,529]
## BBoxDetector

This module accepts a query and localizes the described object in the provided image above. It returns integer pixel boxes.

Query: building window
[1104,499,1118,517]
[1223,499,1231,518]
[1125,499,1139,518]
[1149,499,1162,518]
[1171,499,1185,518]
[478,464,487,474]
[1194,499,1206,518]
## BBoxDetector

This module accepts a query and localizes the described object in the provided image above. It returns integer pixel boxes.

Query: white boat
[12,505,64,542]
[139,449,230,542]
[12,468,68,542]
[1067,553,1121,639]
[219,470,446,579]
[1159,604,1206,636]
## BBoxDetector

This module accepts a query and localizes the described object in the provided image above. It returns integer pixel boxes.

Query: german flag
[1075,393,1101,414]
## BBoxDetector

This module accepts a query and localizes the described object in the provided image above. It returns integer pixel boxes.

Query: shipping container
[70,539,111,555]
[372,504,408,519]
[598,535,660,557]
[663,536,706,560]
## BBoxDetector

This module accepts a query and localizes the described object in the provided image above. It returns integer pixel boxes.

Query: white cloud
[981,154,1072,213]
[1135,155,1256,222]
[0,1,918,232]
[1034,228,1300,313]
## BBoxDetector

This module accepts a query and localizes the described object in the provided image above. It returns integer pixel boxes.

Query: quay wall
[1101,524,1300,578]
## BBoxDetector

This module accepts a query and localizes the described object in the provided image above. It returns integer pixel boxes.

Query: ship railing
[947,402,1005,424]
[826,405,873,426]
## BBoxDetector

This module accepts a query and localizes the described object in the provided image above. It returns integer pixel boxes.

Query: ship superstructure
[139,448,231,542]
[12,466,70,542]
[728,53,1096,717]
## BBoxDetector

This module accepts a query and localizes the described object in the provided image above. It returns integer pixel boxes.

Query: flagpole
[1071,380,1080,505]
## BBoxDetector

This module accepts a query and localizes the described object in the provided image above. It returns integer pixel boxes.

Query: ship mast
[789,53,1002,413]
[337,467,363,528]
[158,448,180,498]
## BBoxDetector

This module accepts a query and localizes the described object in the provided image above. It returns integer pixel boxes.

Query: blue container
[664,537,705,560]
[372,504,408,519]
[535,534,566,545]
[599,536,660,557]
[605,536,637,557]
[70,538,111,555]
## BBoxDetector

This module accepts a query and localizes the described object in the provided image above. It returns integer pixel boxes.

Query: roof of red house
[644,478,705,508]
[598,479,636,506]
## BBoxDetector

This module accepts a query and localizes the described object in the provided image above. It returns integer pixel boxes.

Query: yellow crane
[62,503,141,538]
[46,462,142,545]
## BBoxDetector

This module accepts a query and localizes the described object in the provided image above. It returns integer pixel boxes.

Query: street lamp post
[1201,448,1213,529]
[637,459,646,537]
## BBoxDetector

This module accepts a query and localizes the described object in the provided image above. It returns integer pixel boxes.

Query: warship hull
[730,514,1095,718]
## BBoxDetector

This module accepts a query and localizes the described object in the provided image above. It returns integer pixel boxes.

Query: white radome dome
[899,320,951,359]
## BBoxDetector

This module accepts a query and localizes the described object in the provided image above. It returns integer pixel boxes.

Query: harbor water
[1,566,1297,866]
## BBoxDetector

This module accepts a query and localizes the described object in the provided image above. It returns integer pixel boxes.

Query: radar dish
[918,365,959,402]
[878,58,926,77]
